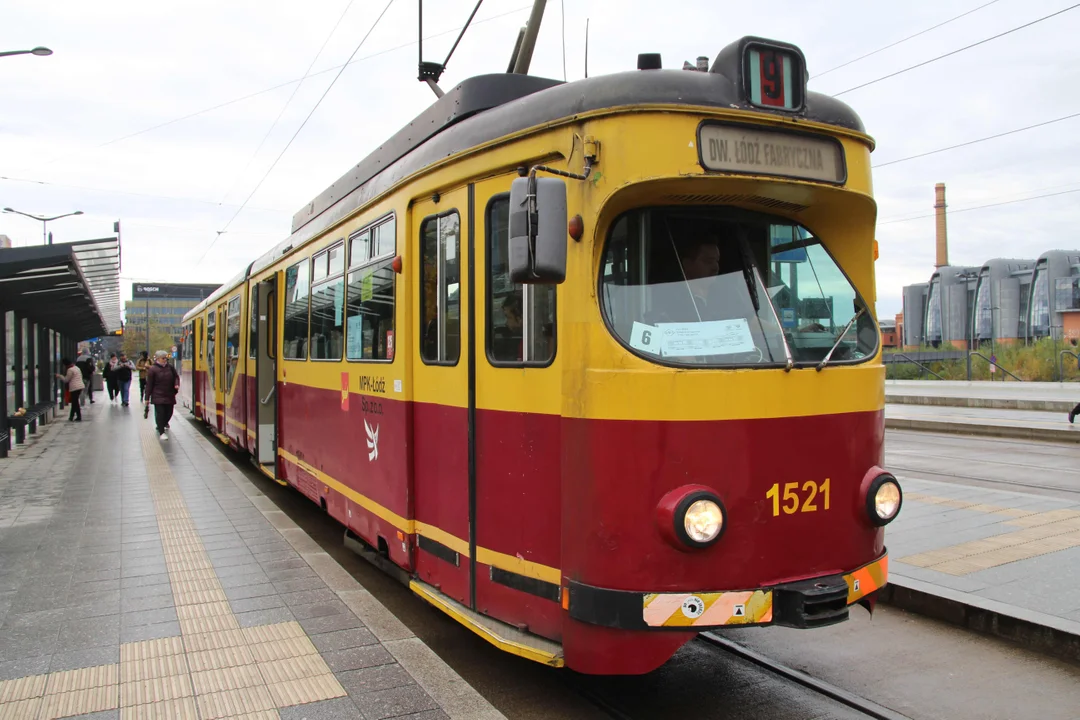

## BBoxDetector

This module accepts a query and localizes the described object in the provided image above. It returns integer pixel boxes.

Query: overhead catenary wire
[218,0,359,205]
[873,110,1080,168]
[196,0,397,267]
[27,5,531,170]
[878,187,1080,226]
[835,2,1080,96]
[812,0,1002,79]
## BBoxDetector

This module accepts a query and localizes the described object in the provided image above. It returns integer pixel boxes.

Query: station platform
[885,380,1080,442]
[0,403,503,720]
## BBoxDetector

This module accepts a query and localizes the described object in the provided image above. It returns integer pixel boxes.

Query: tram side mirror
[509,176,567,284]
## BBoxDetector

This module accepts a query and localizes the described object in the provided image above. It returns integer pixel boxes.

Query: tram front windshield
[599,208,878,368]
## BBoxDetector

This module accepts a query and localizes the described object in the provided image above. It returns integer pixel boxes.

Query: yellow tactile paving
[242,622,307,644]
[257,654,333,684]
[248,636,320,663]
[196,685,276,719]
[0,674,46,702]
[40,685,119,719]
[191,665,264,695]
[120,696,199,720]
[120,674,194,707]
[0,697,41,719]
[0,423,350,720]
[267,674,347,707]
[183,629,249,653]
[185,646,257,673]
[120,654,189,684]
[44,664,118,694]
[899,499,1080,574]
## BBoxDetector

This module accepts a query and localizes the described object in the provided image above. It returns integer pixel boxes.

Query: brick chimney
[934,183,948,268]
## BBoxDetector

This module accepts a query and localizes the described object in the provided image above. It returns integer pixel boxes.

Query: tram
[182,33,901,675]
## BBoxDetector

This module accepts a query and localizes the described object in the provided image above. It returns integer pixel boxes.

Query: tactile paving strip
[0,422,347,719]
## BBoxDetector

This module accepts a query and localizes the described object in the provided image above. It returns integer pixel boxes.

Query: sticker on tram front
[681,596,705,619]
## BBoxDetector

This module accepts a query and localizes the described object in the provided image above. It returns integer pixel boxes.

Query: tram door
[253,277,278,468]
[214,303,227,436]
[471,177,563,637]
[411,187,472,607]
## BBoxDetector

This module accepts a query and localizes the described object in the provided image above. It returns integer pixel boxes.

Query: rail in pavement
[0,401,505,719]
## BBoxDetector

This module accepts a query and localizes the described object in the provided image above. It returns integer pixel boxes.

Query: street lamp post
[0,47,52,59]
[2,208,83,245]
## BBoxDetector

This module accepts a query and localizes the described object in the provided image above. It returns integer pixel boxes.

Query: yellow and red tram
[182,36,901,675]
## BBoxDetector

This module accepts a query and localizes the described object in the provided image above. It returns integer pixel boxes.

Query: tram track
[696,633,911,720]
[887,465,1080,497]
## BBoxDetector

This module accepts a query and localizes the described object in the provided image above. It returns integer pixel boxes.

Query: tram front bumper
[566,552,888,631]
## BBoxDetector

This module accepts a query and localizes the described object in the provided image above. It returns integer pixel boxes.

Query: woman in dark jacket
[144,350,179,440]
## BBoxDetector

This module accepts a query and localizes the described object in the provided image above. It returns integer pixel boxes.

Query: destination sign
[698,125,845,184]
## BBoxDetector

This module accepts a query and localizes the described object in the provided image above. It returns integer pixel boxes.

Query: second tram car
[182,35,901,675]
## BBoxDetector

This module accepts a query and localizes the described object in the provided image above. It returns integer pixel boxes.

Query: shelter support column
[0,312,7,456]
[13,315,23,414]
[25,321,36,409]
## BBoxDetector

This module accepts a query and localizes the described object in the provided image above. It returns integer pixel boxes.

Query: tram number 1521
[766,479,831,516]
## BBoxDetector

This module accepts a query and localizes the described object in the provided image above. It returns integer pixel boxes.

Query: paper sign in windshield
[658,319,755,357]
[629,321,662,356]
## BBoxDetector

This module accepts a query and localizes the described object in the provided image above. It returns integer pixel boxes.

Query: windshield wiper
[816,308,866,371]
[736,234,760,312]
[737,232,793,371]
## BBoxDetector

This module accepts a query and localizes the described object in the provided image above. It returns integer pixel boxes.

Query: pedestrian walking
[75,350,95,405]
[56,358,84,421]
[104,354,119,402]
[115,352,136,406]
[145,350,179,440]
[136,351,150,402]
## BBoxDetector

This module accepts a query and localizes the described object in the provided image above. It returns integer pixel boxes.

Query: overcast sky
[3,0,1079,323]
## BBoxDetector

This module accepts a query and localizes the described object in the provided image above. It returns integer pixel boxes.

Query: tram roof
[190,67,865,317]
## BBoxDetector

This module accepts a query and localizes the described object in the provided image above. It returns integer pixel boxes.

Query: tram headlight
[658,487,728,550]
[865,473,902,526]
[683,499,724,544]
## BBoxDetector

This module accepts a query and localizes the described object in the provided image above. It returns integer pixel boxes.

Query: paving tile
[120,574,170,590]
[299,614,362,636]
[265,568,319,584]
[121,607,178,628]
[228,595,286,614]
[235,607,295,628]
[273,579,327,596]
[120,594,174,614]
[58,616,121,650]
[119,583,173,601]
[0,655,50,681]
[65,599,122,622]
[290,601,351,622]
[49,645,120,673]
[334,664,413,696]
[320,645,395,673]
[351,684,438,720]
[309,628,379,654]
[119,621,181,644]
[217,572,271,590]
[68,579,122,597]
[278,696,363,720]
[280,589,338,608]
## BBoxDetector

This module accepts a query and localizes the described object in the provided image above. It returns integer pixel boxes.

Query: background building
[123,282,219,357]
[898,184,1080,348]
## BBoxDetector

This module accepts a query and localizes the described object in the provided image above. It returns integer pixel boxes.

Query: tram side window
[226,297,241,392]
[346,217,396,362]
[311,244,345,361]
[420,212,460,365]
[283,258,311,360]
[249,287,257,359]
[486,195,555,365]
[207,311,216,387]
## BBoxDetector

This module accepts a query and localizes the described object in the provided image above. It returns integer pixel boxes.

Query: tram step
[410,580,565,667]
